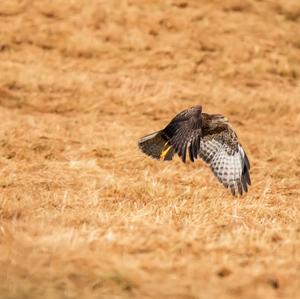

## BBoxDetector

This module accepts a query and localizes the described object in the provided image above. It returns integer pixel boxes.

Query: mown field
[0,0,299,298]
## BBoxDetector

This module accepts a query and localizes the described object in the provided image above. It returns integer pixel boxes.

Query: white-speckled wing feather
[198,136,251,196]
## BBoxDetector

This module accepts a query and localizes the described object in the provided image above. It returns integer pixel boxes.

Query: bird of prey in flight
[138,105,251,196]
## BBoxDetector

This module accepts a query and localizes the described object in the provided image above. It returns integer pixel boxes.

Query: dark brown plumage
[138,105,251,196]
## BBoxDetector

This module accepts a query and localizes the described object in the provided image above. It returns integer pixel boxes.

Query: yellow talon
[160,145,172,160]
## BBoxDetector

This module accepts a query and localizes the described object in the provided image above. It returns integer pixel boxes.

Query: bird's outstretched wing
[198,129,251,196]
[162,106,202,162]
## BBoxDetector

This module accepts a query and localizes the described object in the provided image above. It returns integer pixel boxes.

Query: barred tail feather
[138,131,175,161]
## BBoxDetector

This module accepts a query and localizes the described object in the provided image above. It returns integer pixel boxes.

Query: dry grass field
[0,0,300,298]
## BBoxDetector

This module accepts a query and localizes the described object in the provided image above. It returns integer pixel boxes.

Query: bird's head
[211,114,228,124]
[200,113,229,131]
[204,114,229,131]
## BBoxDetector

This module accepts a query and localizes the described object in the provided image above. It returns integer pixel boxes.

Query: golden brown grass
[0,0,300,298]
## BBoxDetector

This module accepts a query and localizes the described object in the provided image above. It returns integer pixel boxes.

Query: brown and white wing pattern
[198,130,251,196]
[162,106,202,162]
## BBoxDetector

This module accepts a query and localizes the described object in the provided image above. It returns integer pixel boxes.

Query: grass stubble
[0,0,299,298]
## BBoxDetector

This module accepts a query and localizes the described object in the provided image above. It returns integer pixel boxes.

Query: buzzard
[138,105,251,196]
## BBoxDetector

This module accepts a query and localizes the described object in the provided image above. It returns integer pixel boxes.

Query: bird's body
[138,105,251,196]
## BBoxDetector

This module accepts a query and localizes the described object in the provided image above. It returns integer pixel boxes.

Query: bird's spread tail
[138,131,175,161]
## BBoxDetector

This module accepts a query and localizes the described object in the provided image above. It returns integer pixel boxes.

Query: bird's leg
[160,142,172,160]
